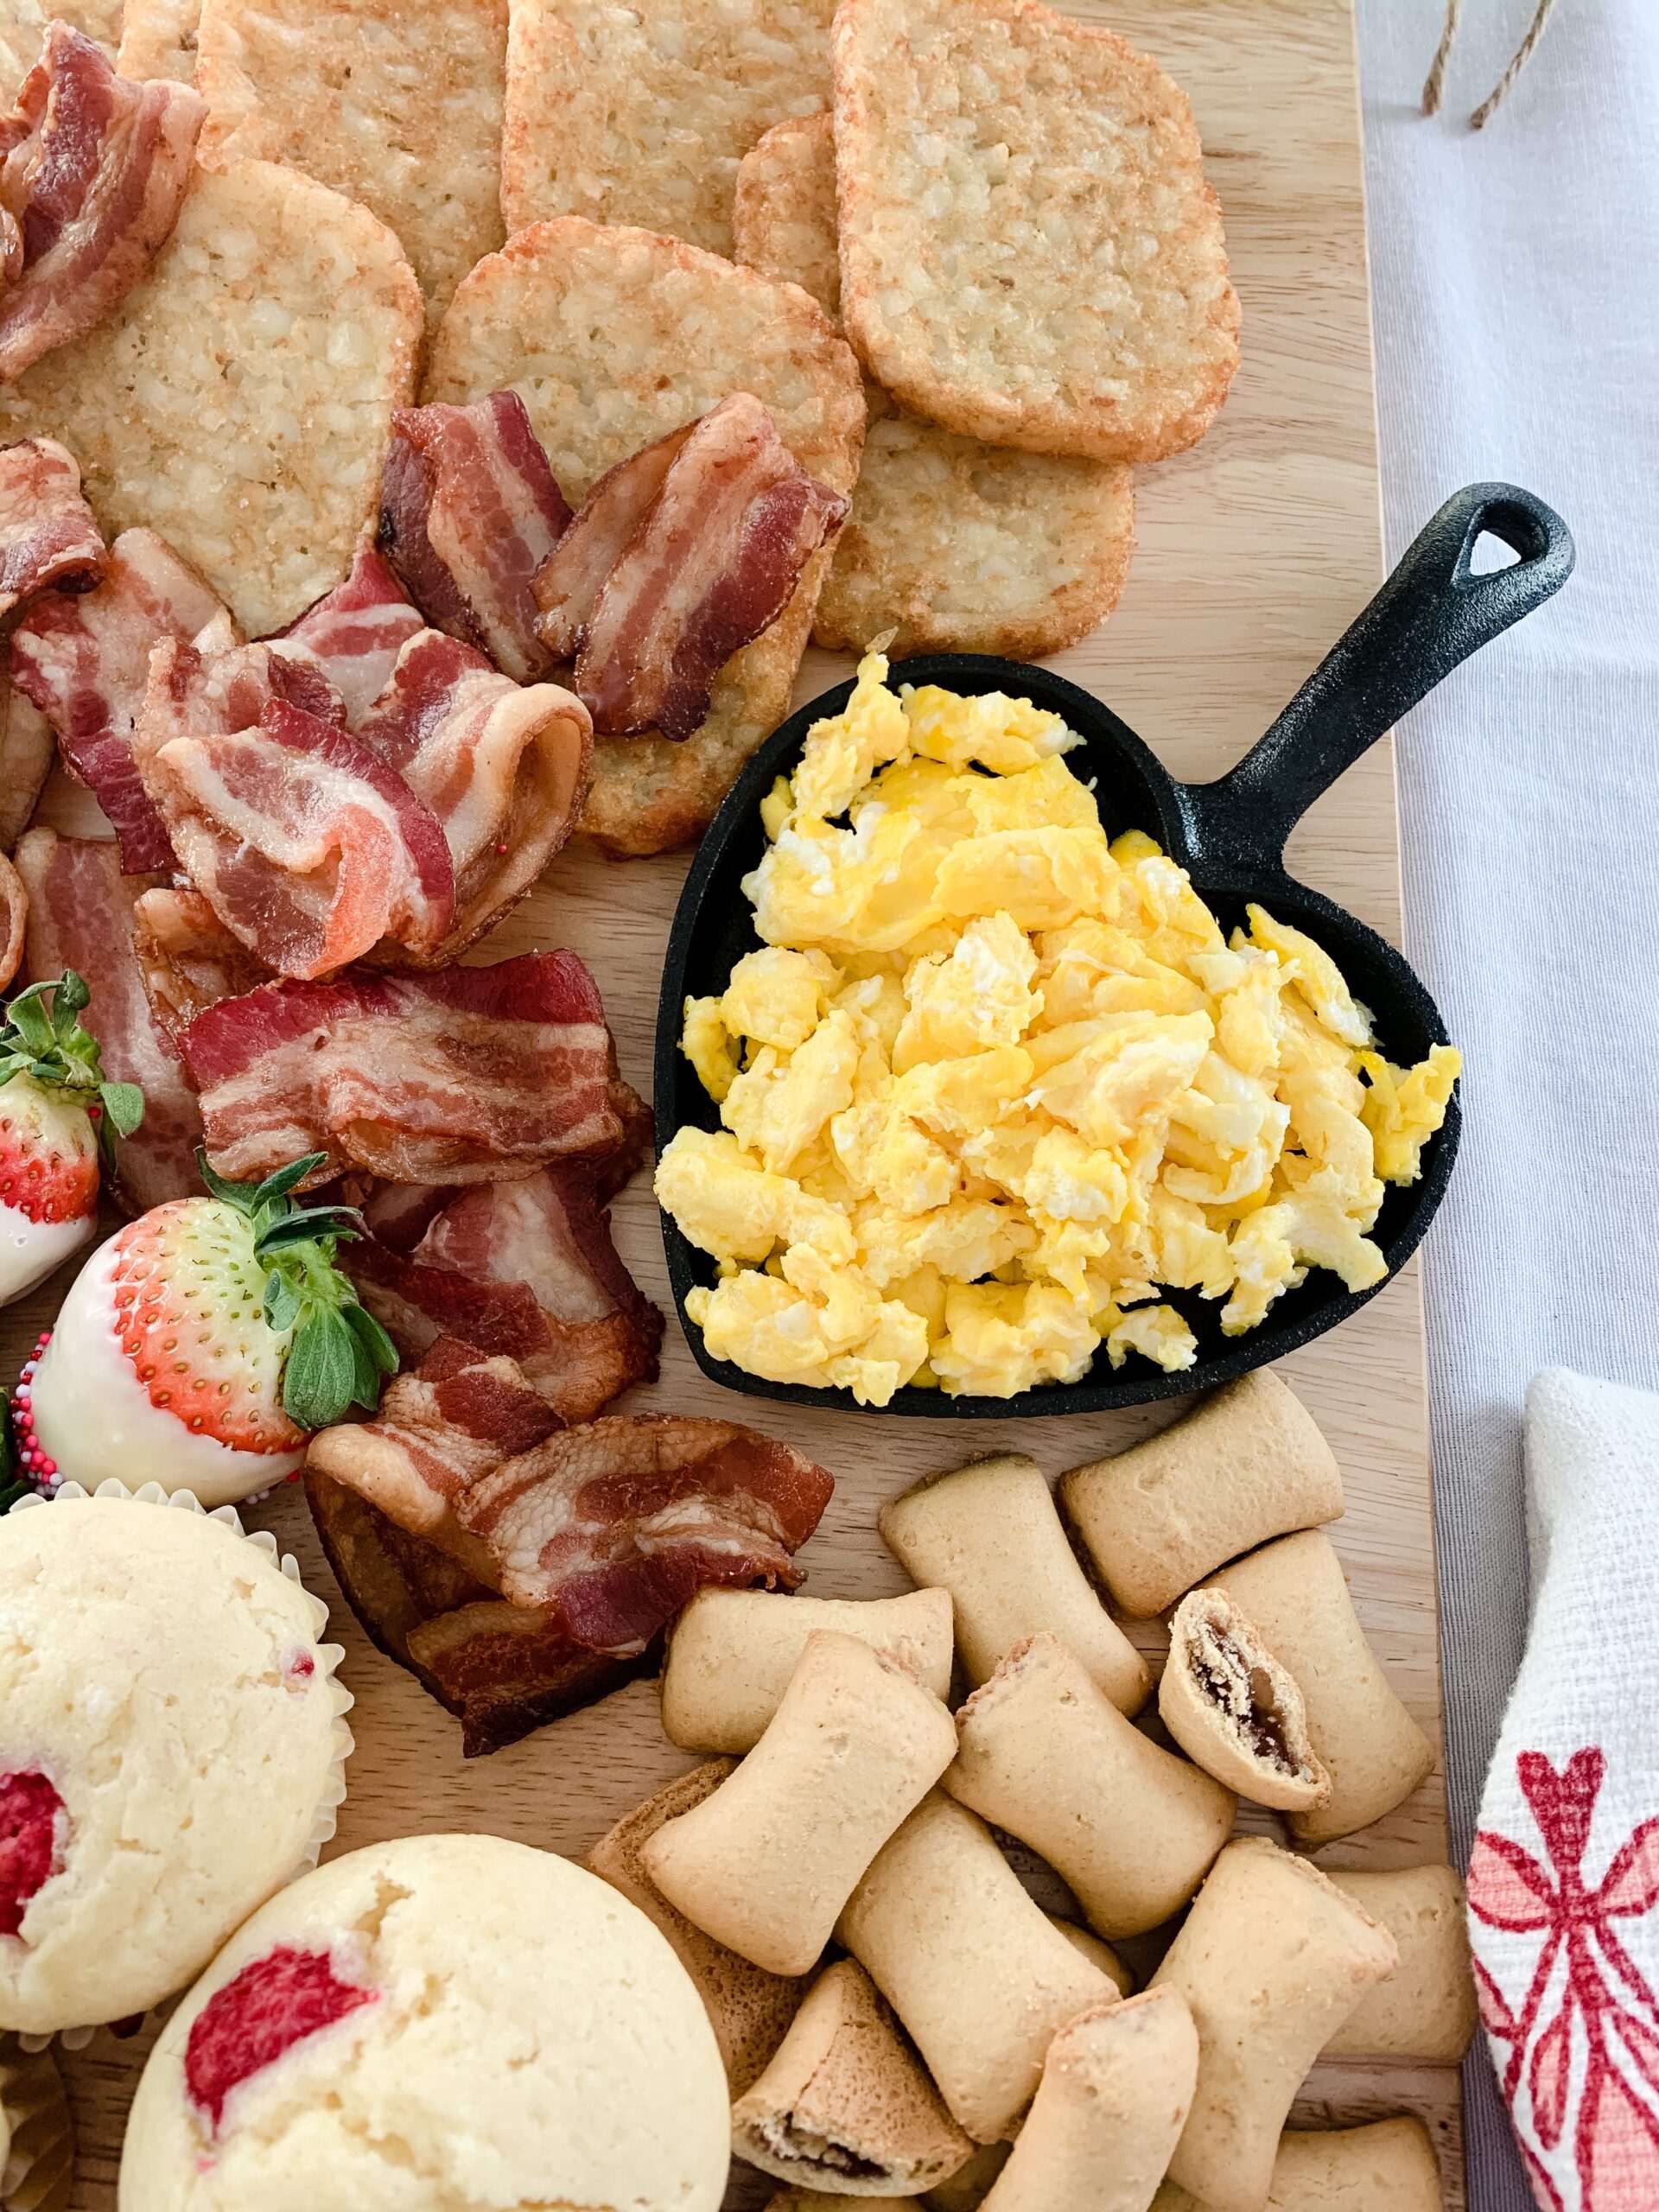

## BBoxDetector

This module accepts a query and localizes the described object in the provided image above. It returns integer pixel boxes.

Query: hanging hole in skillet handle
[1177,480,1574,880]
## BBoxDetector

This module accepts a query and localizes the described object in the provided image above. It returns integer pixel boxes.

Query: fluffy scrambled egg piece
[658,650,1462,1405]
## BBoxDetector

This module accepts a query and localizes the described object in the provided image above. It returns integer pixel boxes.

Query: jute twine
[1423,0,1562,128]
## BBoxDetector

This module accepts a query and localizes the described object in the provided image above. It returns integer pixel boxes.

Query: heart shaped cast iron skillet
[656,482,1574,1418]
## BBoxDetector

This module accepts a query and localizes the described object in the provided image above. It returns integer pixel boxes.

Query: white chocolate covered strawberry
[0,970,143,1307]
[29,1153,397,1507]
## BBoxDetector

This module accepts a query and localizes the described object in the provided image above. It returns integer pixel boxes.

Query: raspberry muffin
[118,1834,730,2210]
[0,1495,349,2034]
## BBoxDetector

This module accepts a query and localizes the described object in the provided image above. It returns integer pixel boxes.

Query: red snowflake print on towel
[1468,1749,1659,2210]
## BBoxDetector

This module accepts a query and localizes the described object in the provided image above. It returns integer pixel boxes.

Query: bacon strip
[0,437,103,615]
[14,827,202,1211]
[268,543,425,725]
[12,527,233,872]
[0,25,205,383]
[133,637,456,979]
[308,1351,835,1656]
[575,393,848,741]
[379,392,571,683]
[531,423,691,662]
[353,628,589,961]
[179,951,625,1186]
[458,1414,835,1644]
[302,1460,648,1758]
[347,1162,664,1422]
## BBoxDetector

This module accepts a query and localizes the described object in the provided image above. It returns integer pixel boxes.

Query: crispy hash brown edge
[423,215,865,857]
[830,0,1241,464]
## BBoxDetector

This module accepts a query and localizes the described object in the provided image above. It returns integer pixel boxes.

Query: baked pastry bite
[1322,1865,1478,2062]
[836,1793,1119,2144]
[588,1761,810,2095]
[118,1834,728,2210]
[1209,1530,1435,1843]
[662,1585,954,1755]
[945,1633,1234,1939]
[880,1456,1149,1715]
[644,1630,957,1977]
[0,1492,349,2036]
[1062,1371,1344,1620]
[1150,1839,1398,2212]
[733,1958,973,2196]
[1150,2115,1443,2211]
[978,1988,1198,2212]
[1159,1589,1331,1812]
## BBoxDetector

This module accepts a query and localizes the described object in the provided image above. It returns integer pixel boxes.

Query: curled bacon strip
[379,391,572,683]
[0,436,103,615]
[347,1162,663,1422]
[354,629,590,961]
[179,951,626,1186]
[574,392,848,741]
[308,1347,834,1653]
[12,526,233,872]
[269,542,424,725]
[132,637,455,980]
[0,24,205,383]
[531,423,691,662]
[15,828,202,1211]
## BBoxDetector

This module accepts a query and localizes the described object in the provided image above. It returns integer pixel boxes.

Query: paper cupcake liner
[7,1479,353,2051]
[0,2039,73,2212]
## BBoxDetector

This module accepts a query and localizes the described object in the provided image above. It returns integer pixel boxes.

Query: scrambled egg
[657,649,1461,1405]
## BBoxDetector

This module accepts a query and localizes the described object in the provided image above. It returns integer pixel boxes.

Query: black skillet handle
[1178,482,1573,877]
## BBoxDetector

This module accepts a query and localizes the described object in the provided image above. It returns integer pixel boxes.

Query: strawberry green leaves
[196,1149,398,1431]
[0,969,144,1171]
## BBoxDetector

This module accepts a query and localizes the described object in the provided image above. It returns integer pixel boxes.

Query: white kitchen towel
[1468,1370,1659,2210]
[1354,7,1659,2204]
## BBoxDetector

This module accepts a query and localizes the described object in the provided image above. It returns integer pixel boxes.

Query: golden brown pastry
[1149,2113,1442,2210]
[662,1586,954,1754]
[836,1793,1118,2143]
[879,1454,1149,1712]
[1150,1839,1399,2212]
[1159,1589,1331,1813]
[1048,1916,1134,1996]
[1323,1865,1478,2061]
[644,1630,957,1976]
[1062,1373,1343,1618]
[944,1633,1235,1937]
[1209,1531,1436,1843]
[978,1987,1198,2212]
[733,1959,975,2196]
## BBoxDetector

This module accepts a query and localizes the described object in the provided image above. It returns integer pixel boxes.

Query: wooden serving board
[25,3,1466,2202]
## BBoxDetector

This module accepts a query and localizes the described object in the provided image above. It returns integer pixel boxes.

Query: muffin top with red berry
[0,1495,347,2036]
[118,1834,729,2212]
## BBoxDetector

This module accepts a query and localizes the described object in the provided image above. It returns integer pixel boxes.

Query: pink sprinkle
[38,1459,54,1478]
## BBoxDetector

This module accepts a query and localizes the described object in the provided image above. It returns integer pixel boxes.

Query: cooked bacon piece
[0,436,103,614]
[532,422,692,661]
[0,25,205,383]
[379,391,572,683]
[302,1465,648,1758]
[131,884,270,1040]
[133,637,456,979]
[0,847,23,987]
[576,393,849,741]
[458,1414,835,1644]
[0,659,53,851]
[12,527,233,873]
[268,543,424,725]
[14,827,201,1210]
[346,1163,663,1421]
[354,628,590,960]
[179,951,624,1186]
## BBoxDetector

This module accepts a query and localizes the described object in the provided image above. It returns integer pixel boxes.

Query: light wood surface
[21,2,1468,2203]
